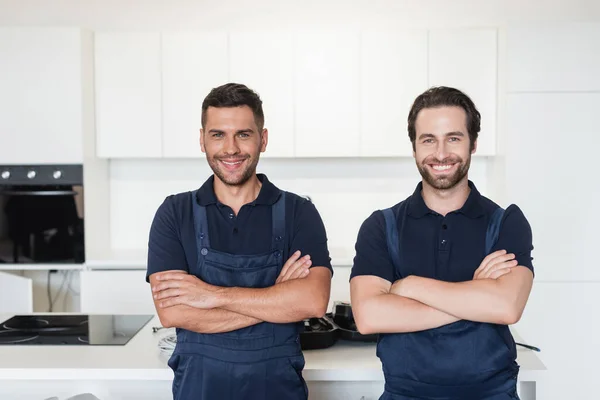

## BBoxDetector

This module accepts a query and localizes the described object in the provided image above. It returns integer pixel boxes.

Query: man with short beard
[146,83,332,400]
[350,87,535,400]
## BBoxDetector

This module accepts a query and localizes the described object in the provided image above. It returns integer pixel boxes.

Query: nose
[222,135,240,155]
[434,140,449,161]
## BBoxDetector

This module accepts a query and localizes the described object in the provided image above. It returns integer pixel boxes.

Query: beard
[416,154,470,190]
[207,152,260,187]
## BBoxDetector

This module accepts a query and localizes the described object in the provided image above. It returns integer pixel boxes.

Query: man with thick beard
[350,86,534,400]
[146,83,332,400]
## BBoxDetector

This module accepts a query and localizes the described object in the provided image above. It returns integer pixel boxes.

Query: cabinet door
[294,32,360,157]
[428,29,497,156]
[0,27,84,164]
[229,32,294,158]
[360,30,428,157]
[95,32,162,158]
[162,32,229,158]
[80,270,156,314]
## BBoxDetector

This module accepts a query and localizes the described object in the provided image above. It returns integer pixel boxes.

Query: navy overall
[378,206,521,400]
[167,191,308,400]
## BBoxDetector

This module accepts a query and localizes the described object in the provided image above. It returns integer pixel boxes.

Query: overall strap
[485,207,505,254]
[191,190,210,256]
[271,191,286,254]
[382,208,402,272]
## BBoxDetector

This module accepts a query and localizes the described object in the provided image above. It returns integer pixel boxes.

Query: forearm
[216,277,328,324]
[353,293,459,334]
[161,305,262,334]
[401,276,514,324]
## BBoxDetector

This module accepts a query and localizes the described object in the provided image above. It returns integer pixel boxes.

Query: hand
[275,250,312,284]
[473,250,518,280]
[152,272,222,309]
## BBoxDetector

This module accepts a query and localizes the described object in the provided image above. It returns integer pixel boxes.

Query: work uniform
[351,181,534,400]
[147,174,332,400]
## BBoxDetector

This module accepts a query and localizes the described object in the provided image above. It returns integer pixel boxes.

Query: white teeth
[432,164,452,171]
[222,160,243,166]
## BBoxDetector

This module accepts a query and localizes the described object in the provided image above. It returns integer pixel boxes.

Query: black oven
[0,164,84,264]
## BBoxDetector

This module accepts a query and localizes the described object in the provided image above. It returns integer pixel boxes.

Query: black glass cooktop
[0,314,153,345]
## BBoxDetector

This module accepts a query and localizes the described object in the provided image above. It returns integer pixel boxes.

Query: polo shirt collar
[195,173,281,207]
[407,180,485,218]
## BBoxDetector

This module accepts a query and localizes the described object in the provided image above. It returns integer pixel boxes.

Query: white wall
[2,1,600,399]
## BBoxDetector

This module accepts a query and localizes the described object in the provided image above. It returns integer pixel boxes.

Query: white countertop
[0,314,546,382]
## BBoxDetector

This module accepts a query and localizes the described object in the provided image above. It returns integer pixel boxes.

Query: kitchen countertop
[0,314,546,382]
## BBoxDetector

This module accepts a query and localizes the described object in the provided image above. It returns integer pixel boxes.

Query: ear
[260,129,268,153]
[471,138,478,154]
[199,129,206,153]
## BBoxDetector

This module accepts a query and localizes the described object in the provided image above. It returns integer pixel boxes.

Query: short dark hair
[201,83,265,131]
[407,86,481,151]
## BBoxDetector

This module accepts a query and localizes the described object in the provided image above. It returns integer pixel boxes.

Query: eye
[423,139,434,144]
[238,133,250,138]
[449,137,460,142]
[212,133,224,138]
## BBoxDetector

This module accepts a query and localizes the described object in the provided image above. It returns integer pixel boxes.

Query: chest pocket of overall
[379,207,517,384]
[189,191,287,343]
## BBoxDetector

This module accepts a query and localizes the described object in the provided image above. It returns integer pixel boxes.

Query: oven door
[0,165,85,264]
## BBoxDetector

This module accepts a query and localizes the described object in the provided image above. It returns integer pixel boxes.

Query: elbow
[499,301,524,325]
[156,309,177,329]
[352,305,377,335]
[307,300,328,319]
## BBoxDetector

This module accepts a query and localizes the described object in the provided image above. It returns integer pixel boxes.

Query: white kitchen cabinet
[80,270,156,314]
[360,30,428,157]
[294,31,361,157]
[94,32,162,158]
[428,28,498,156]
[0,271,32,313]
[507,23,600,92]
[229,31,295,158]
[161,32,229,158]
[0,27,86,164]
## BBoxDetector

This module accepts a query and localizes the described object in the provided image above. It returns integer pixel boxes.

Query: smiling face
[200,105,268,187]
[413,106,476,190]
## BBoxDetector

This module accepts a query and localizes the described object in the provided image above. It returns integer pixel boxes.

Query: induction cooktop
[0,314,153,345]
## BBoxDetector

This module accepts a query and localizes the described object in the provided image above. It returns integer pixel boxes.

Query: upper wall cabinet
[229,32,295,158]
[507,23,600,92]
[161,32,229,158]
[0,27,86,164]
[360,30,428,157]
[95,32,162,158]
[428,28,498,156]
[294,32,361,157]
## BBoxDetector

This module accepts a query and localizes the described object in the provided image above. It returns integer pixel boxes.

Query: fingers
[483,254,517,277]
[489,268,513,280]
[474,250,514,279]
[276,250,302,283]
[154,288,182,300]
[155,272,187,281]
[152,280,182,293]
[158,297,182,308]
[276,253,312,283]
[476,250,507,273]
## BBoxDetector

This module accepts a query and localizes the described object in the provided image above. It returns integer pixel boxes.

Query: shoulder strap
[271,191,286,254]
[485,207,505,255]
[382,208,401,271]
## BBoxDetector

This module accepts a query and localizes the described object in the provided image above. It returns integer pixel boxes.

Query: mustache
[423,156,462,164]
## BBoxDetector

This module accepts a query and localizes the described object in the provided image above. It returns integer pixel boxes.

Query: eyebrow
[208,129,255,134]
[418,131,465,140]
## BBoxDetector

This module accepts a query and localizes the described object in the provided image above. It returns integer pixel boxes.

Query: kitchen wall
[2,1,600,399]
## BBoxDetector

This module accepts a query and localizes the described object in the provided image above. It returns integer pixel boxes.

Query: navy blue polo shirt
[146,174,332,281]
[351,181,534,282]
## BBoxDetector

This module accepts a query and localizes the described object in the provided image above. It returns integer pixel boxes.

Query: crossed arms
[149,251,332,334]
[350,250,534,334]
